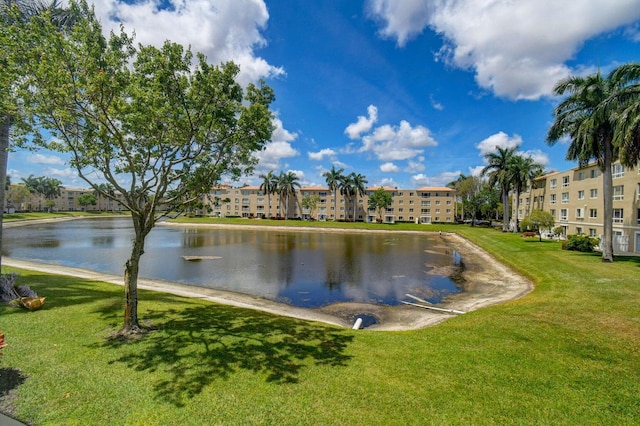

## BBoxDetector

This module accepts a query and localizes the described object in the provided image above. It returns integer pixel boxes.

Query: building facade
[516,161,640,254]
[206,184,456,224]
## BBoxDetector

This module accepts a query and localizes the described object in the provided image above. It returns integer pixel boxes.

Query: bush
[562,234,599,252]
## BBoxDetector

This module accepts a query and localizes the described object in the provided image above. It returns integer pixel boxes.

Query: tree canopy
[367,187,392,222]
[5,0,275,333]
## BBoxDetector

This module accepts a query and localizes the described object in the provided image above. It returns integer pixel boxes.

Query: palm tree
[42,177,62,212]
[93,182,115,211]
[338,173,354,221]
[509,155,543,232]
[481,145,518,232]
[547,71,621,262]
[322,165,343,221]
[258,170,276,218]
[447,173,468,221]
[350,173,368,222]
[609,63,640,168]
[21,174,46,210]
[277,171,300,219]
[1,0,76,269]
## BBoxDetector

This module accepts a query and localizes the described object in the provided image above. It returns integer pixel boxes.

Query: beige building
[206,184,456,224]
[516,161,640,254]
[12,186,126,212]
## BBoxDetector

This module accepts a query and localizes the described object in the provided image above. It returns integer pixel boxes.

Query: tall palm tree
[338,173,354,221]
[1,0,76,269]
[481,145,518,232]
[350,172,368,222]
[322,165,343,221]
[447,173,468,221]
[258,170,276,218]
[21,174,46,210]
[609,63,640,168]
[509,155,543,232]
[547,71,621,262]
[277,171,300,219]
[42,177,62,212]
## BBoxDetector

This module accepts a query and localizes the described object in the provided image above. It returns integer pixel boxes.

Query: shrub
[562,234,599,252]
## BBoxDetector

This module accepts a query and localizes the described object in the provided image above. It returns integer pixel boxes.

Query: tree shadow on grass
[0,367,27,416]
[94,303,355,407]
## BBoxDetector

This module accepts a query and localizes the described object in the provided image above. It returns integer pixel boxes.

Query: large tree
[322,165,343,221]
[481,145,518,232]
[0,0,75,271]
[349,173,368,222]
[258,170,276,218]
[609,63,640,168]
[276,171,300,219]
[367,187,392,222]
[509,155,543,233]
[547,70,625,262]
[8,1,275,333]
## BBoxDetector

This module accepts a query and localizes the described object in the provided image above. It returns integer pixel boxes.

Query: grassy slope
[1,220,639,425]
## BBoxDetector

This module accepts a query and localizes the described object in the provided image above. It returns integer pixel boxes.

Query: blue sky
[9,0,640,189]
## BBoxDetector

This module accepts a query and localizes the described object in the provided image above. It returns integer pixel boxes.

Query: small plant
[562,234,600,252]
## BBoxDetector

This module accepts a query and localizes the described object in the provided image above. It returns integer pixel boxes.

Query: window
[550,178,557,189]
[576,208,584,219]
[613,185,624,201]
[578,190,584,200]
[435,200,441,205]
[550,194,557,204]
[589,209,597,218]
[550,209,556,218]
[613,208,624,223]
[612,163,624,178]
[421,209,430,214]
[421,201,431,206]
[576,227,583,235]
[409,208,414,213]
[637,209,640,225]
[589,228,597,237]
[560,209,568,221]
[590,188,598,198]
[562,176,570,187]
[590,169,599,179]
[561,192,569,204]
[577,171,585,181]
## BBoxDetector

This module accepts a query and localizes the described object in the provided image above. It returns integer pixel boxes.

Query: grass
[1,219,639,425]
[3,211,126,222]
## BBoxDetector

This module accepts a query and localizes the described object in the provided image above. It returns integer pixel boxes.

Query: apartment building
[207,184,456,224]
[14,186,126,212]
[516,161,640,254]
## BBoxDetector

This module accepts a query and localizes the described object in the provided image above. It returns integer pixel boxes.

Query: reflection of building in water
[204,184,456,224]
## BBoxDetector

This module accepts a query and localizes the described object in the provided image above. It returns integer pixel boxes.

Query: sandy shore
[3,219,534,331]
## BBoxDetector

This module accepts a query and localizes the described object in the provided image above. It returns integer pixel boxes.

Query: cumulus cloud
[91,0,283,85]
[380,162,400,173]
[345,105,378,139]
[308,148,337,161]
[254,118,299,171]
[368,0,640,99]
[404,158,425,173]
[476,132,523,158]
[522,149,550,167]
[410,170,461,187]
[27,153,66,165]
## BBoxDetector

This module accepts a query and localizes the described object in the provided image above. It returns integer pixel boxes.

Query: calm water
[3,218,462,308]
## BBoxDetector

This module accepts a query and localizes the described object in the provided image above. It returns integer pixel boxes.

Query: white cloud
[410,170,461,187]
[404,158,425,173]
[254,118,298,171]
[378,177,398,188]
[522,149,550,167]
[359,120,438,161]
[469,165,485,177]
[476,132,523,158]
[308,148,337,161]
[380,162,400,173]
[368,0,640,99]
[27,153,65,165]
[345,105,378,139]
[91,0,284,85]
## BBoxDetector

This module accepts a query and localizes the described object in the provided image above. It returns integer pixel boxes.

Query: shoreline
[3,219,534,330]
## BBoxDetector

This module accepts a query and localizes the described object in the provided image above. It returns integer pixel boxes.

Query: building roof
[416,186,454,192]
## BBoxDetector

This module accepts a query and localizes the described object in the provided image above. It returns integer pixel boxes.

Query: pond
[2,218,463,308]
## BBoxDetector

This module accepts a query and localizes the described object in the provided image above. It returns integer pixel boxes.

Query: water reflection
[3,218,462,308]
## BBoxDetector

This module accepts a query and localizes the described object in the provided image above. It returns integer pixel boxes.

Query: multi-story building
[12,186,126,212]
[516,161,640,254]
[206,184,456,224]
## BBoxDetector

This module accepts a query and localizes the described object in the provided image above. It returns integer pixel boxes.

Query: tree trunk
[333,189,337,220]
[502,186,510,232]
[601,140,614,262]
[121,214,152,333]
[513,189,520,233]
[0,114,10,272]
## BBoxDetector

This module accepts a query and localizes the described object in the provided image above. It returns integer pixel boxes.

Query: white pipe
[352,317,363,330]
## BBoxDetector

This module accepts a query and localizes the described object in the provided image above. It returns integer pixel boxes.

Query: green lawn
[1,221,639,425]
